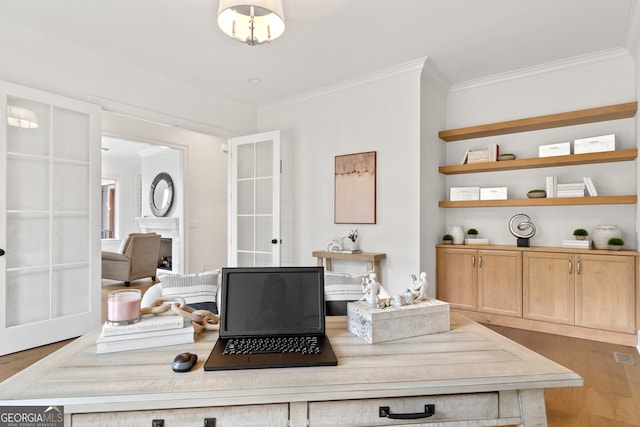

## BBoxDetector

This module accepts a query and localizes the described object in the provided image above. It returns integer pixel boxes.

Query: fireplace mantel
[135,216,179,231]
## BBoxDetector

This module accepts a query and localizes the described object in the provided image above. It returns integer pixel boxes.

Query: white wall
[258,61,425,295]
[443,49,637,248]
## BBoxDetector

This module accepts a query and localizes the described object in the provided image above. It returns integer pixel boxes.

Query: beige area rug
[100,279,157,323]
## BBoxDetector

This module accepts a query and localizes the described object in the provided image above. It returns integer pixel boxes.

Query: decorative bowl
[498,153,516,161]
[527,190,546,198]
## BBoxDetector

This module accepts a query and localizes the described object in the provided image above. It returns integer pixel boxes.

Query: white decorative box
[480,187,507,200]
[450,187,480,201]
[574,134,615,154]
[539,142,571,157]
[347,299,450,344]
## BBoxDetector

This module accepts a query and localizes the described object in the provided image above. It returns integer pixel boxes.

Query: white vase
[448,225,465,245]
[591,225,621,250]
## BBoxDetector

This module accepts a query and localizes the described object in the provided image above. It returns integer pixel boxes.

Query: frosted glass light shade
[7,105,39,128]
[218,0,285,45]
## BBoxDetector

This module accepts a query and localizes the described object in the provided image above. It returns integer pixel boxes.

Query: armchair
[102,233,161,285]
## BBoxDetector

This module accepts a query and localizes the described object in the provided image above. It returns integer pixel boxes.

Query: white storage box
[480,187,507,200]
[574,134,615,154]
[347,299,450,344]
[539,142,571,157]
[450,187,480,201]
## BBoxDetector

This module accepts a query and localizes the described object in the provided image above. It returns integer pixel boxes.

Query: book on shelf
[334,249,362,254]
[561,239,592,249]
[556,182,585,198]
[96,323,195,354]
[101,314,187,337]
[582,177,598,196]
[460,148,470,165]
[545,176,557,198]
[465,144,500,164]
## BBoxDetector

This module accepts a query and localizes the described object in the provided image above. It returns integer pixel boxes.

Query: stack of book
[561,239,592,249]
[557,182,585,198]
[96,315,194,354]
[461,144,499,164]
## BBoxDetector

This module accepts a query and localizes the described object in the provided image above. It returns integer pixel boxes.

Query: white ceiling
[2,0,636,109]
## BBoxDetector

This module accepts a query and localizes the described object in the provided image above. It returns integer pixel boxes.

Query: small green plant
[608,237,624,246]
[467,228,478,236]
[573,228,588,237]
[442,234,454,242]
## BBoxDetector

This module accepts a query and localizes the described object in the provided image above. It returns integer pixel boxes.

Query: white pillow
[159,270,220,312]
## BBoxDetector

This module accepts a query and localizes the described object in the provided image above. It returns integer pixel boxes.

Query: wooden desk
[312,250,386,281]
[0,314,581,426]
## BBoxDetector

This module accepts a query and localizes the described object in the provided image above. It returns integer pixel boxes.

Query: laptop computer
[204,266,338,371]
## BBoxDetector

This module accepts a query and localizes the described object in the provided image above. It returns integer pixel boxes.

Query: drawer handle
[379,404,435,420]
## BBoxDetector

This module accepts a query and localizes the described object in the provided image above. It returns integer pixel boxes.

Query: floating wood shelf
[439,195,637,208]
[439,148,638,175]
[439,102,638,142]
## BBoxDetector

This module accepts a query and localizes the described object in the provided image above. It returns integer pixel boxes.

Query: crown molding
[624,0,640,59]
[259,57,427,112]
[420,58,451,98]
[449,47,633,93]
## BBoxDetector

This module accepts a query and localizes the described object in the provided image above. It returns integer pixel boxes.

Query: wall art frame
[334,151,376,224]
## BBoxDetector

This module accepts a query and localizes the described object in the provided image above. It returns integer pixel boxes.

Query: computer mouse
[172,352,197,372]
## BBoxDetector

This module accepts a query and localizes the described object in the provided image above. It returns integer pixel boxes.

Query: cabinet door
[523,252,575,325]
[477,250,522,317]
[575,254,635,333]
[436,247,477,311]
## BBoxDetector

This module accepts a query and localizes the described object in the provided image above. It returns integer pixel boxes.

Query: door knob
[271,239,278,244]
[0,248,4,256]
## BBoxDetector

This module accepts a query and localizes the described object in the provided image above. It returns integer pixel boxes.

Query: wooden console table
[312,250,386,281]
[0,313,581,426]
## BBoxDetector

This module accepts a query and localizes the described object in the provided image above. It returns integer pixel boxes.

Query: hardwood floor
[1,297,639,426]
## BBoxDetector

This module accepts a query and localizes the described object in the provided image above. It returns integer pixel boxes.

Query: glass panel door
[0,81,101,355]
[228,131,280,267]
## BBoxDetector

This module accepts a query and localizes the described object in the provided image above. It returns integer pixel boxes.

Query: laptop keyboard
[223,336,321,355]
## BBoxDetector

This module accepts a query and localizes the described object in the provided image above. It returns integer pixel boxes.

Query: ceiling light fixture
[7,106,39,129]
[217,0,285,46]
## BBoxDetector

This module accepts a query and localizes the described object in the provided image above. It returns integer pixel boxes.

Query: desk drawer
[71,403,289,427]
[308,393,498,426]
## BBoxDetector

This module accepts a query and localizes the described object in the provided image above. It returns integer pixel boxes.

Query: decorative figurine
[361,272,382,308]
[509,213,536,247]
[411,272,430,301]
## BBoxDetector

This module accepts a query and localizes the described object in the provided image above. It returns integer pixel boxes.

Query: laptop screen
[219,267,326,338]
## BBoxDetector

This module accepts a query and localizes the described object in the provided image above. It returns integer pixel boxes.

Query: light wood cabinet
[575,253,635,333]
[437,245,639,345]
[523,251,636,334]
[437,247,522,318]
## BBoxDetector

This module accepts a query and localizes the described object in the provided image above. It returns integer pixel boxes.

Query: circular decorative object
[150,172,174,217]
[498,153,516,161]
[592,225,621,250]
[509,214,536,239]
[527,189,546,198]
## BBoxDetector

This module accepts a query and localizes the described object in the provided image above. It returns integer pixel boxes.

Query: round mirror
[150,172,174,217]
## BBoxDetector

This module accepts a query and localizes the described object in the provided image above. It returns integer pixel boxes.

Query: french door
[228,131,281,267]
[0,81,101,355]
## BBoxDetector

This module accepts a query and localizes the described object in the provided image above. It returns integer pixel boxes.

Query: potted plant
[608,237,624,250]
[572,228,589,240]
[345,229,359,251]
[467,228,478,237]
[442,234,454,244]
